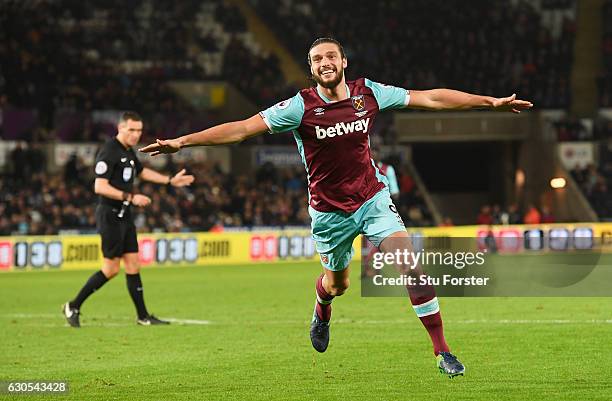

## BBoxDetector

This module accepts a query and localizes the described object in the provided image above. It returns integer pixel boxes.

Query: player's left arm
[408,90,533,113]
[139,167,194,187]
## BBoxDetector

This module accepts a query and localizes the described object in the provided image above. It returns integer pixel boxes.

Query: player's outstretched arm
[139,114,268,156]
[408,90,533,113]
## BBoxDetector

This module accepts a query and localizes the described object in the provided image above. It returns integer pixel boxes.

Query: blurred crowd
[474,203,556,226]
[0,146,433,235]
[599,0,612,106]
[1,1,199,128]
[252,0,575,108]
[0,159,310,235]
[553,116,612,220]
[0,0,294,141]
[570,162,612,219]
[553,116,612,141]
[1,0,584,143]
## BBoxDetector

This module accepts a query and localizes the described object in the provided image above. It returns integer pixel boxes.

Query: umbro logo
[314,107,325,116]
[355,110,368,117]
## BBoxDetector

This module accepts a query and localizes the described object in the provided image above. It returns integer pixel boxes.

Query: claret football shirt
[259,78,409,213]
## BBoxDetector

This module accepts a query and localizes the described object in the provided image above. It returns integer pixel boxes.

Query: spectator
[541,205,556,223]
[10,143,26,181]
[523,204,542,224]
[439,217,454,227]
[476,205,494,225]
[506,203,522,224]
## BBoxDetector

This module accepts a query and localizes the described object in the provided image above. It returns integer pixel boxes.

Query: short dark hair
[307,37,346,65]
[118,111,142,124]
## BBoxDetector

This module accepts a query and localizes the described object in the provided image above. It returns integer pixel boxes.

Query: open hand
[139,138,182,156]
[492,94,533,113]
[170,168,195,187]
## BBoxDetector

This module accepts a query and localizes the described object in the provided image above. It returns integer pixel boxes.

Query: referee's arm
[140,167,194,187]
[94,178,130,201]
[94,178,151,206]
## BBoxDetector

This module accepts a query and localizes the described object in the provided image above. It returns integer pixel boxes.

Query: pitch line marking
[2,314,611,325]
[163,318,211,325]
[2,314,212,325]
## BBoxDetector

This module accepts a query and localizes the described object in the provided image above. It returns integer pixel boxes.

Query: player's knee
[329,278,350,296]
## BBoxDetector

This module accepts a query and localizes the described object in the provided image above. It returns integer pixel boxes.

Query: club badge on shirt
[351,95,365,111]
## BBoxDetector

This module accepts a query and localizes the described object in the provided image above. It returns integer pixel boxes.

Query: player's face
[118,119,143,147]
[309,43,347,89]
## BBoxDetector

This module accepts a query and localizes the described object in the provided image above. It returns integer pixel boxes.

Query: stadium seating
[599,0,612,106]
[250,0,575,108]
[0,0,291,141]
[552,115,612,220]
[0,148,435,234]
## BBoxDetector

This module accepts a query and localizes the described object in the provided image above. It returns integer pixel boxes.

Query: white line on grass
[2,314,212,326]
[163,318,211,325]
[2,314,611,325]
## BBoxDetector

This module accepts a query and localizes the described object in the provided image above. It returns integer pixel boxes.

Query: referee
[62,111,194,327]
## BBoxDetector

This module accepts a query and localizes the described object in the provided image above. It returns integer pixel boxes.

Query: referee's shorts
[96,204,139,258]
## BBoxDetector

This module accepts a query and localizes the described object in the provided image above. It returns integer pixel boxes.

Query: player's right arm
[140,94,304,156]
[139,114,268,156]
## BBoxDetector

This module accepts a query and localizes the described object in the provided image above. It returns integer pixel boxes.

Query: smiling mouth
[320,69,336,77]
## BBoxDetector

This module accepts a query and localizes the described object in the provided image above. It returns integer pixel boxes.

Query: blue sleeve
[385,165,399,196]
[364,78,409,111]
[259,93,305,134]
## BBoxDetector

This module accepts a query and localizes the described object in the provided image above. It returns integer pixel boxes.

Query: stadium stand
[599,0,612,106]
[0,0,293,141]
[551,115,611,220]
[3,0,593,231]
[0,155,308,235]
[250,0,576,108]
[475,203,555,225]
[0,147,431,234]
[568,135,612,221]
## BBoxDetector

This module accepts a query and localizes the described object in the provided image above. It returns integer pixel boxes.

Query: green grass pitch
[1,259,611,400]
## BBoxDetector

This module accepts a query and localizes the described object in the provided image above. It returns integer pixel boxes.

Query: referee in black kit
[62,111,194,327]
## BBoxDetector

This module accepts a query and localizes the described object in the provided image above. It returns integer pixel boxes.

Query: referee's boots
[137,314,170,325]
[62,303,81,328]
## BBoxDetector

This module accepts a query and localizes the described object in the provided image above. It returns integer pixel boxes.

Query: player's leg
[309,206,357,352]
[123,253,168,325]
[315,263,351,322]
[361,189,464,377]
[311,263,351,353]
[379,232,464,377]
[378,232,449,351]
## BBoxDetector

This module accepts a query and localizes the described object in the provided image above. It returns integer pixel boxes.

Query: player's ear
[342,57,347,69]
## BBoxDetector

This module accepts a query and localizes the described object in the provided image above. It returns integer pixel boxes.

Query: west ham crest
[351,95,365,111]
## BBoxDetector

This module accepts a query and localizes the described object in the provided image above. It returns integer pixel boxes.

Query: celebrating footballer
[140,38,532,377]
